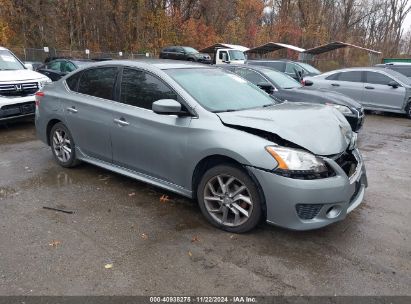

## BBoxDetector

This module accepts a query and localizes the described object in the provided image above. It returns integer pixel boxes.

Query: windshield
[0,50,25,70]
[165,68,275,112]
[383,68,411,85]
[262,68,302,89]
[298,62,321,74]
[228,50,245,61]
[183,47,199,54]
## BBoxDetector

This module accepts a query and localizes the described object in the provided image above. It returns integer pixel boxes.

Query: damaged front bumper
[248,148,368,230]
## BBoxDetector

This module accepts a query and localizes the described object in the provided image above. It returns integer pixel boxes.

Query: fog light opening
[326,205,342,219]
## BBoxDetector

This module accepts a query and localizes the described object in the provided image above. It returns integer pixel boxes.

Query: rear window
[248,61,286,72]
[78,67,118,100]
[388,66,411,77]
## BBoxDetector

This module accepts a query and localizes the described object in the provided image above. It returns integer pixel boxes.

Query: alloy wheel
[52,129,72,163]
[203,174,253,227]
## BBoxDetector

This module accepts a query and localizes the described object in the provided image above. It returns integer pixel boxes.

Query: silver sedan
[35,60,367,232]
[305,67,411,118]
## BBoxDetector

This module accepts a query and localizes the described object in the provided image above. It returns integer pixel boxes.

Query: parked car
[305,67,411,118]
[0,46,51,122]
[35,60,367,233]
[37,59,94,81]
[220,65,364,132]
[159,46,211,63]
[375,62,411,78]
[247,59,321,81]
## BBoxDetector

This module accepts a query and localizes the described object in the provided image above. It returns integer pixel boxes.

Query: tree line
[0,0,410,61]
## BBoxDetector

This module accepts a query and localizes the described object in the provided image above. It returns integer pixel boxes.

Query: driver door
[111,68,192,185]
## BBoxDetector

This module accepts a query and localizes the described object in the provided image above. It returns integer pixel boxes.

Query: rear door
[363,71,406,110]
[324,71,365,104]
[63,66,119,162]
[110,68,192,185]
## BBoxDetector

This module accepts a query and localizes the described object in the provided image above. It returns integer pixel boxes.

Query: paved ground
[0,114,410,296]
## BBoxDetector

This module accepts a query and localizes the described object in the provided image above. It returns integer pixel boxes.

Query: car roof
[327,67,394,73]
[376,62,411,66]
[80,59,209,70]
[248,59,294,63]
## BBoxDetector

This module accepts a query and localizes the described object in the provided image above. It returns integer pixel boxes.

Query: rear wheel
[197,164,263,233]
[50,123,80,168]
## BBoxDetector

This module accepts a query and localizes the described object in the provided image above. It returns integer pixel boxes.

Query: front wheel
[50,123,80,168]
[406,102,411,119]
[197,165,263,233]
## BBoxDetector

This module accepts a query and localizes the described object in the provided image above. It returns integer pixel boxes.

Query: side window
[78,67,118,100]
[325,73,340,80]
[47,61,61,71]
[219,51,228,60]
[235,68,267,85]
[66,72,82,91]
[338,71,363,82]
[120,68,178,110]
[366,72,394,85]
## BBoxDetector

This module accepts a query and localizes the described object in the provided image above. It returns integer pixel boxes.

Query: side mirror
[24,63,33,70]
[388,80,399,88]
[304,80,313,86]
[257,82,274,94]
[152,99,185,115]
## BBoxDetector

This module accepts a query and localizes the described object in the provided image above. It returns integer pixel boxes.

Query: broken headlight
[266,146,328,174]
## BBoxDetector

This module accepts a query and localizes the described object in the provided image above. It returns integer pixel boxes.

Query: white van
[0,47,51,122]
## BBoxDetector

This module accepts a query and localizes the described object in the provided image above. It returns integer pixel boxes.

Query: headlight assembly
[326,103,353,115]
[265,146,328,174]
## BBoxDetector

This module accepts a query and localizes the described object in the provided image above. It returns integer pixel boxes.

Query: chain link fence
[10,47,153,63]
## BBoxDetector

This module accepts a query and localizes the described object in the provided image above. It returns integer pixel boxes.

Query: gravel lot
[0,113,410,296]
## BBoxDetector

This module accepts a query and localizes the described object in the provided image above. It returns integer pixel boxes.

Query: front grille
[0,82,39,97]
[334,150,358,177]
[0,101,35,118]
[296,204,323,220]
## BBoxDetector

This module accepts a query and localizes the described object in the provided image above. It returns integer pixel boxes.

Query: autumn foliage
[0,0,410,61]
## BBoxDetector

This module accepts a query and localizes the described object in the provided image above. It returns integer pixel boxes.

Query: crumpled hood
[0,69,48,82]
[282,87,362,109]
[217,102,353,156]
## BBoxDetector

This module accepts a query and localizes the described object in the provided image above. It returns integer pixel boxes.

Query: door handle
[66,106,78,113]
[365,86,375,89]
[114,118,129,126]
[331,83,340,87]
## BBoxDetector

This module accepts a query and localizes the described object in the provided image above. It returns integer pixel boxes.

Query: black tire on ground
[49,122,80,168]
[197,164,263,233]
[406,102,411,119]
[187,58,195,62]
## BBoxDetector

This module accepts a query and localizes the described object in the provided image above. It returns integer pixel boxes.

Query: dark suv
[159,46,211,63]
[247,59,321,81]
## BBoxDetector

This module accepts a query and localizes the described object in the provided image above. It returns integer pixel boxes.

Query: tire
[187,58,195,62]
[406,102,411,119]
[49,122,80,168]
[197,164,263,233]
